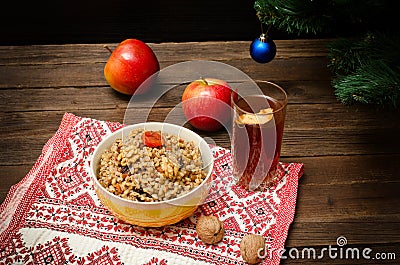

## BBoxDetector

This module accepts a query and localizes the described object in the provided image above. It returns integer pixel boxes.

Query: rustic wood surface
[0,39,399,264]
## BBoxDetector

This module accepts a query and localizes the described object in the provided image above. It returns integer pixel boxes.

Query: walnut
[195,215,224,244]
[240,234,266,264]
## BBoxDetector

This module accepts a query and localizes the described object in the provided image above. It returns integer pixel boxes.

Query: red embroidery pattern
[0,113,304,265]
[0,233,25,264]
[142,257,168,265]
[30,238,70,265]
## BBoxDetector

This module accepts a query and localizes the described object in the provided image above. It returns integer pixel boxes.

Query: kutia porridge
[97,128,207,202]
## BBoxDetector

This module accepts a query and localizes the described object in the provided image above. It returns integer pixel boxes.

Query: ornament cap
[259,33,266,42]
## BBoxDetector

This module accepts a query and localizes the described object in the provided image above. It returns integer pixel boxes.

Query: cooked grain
[97,128,207,202]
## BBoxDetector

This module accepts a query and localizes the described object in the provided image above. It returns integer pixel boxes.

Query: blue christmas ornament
[250,34,276,63]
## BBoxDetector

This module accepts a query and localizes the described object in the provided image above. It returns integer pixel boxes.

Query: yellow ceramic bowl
[90,122,214,227]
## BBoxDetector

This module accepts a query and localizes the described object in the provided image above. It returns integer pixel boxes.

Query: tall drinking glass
[231,81,288,191]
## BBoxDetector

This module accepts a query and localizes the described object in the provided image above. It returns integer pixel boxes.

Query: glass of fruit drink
[231,81,288,191]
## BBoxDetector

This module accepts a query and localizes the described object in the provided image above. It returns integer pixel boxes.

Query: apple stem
[103,45,113,54]
[200,77,208,86]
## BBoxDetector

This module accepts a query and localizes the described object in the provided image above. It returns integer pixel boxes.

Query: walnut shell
[240,234,265,264]
[195,215,224,244]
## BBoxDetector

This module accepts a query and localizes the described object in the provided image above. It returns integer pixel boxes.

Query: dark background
[1,0,263,45]
[1,0,397,45]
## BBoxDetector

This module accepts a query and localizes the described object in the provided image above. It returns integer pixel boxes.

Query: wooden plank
[1,104,399,165]
[0,87,130,112]
[0,57,331,89]
[2,154,398,193]
[0,165,32,186]
[2,103,399,134]
[280,155,400,185]
[0,40,332,90]
[294,181,400,223]
[0,80,337,112]
[279,244,399,264]
[2,163,399,223]
[1,157,399,243]
[2,123,399,163]
[287,222,400,247]
[0,40,330,66]
[0,165,32,206]
[150,40,330,61]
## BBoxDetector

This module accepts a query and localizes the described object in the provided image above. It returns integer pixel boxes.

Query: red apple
[104,39,159,95]
[182,78,236,132]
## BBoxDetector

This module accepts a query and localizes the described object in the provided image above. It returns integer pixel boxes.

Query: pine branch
[334,61,400,108]
[254,0,391,36]
[328,33,400,75]
[329,32,400,108]
[254,0,329,35]
[254,0,400,108]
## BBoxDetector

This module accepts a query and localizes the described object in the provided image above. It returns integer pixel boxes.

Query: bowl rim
[90,122,214,206]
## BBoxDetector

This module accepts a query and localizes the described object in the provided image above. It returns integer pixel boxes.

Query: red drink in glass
[232,82,287,190]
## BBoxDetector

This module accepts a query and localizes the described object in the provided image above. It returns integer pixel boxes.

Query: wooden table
[1,40,399,264]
